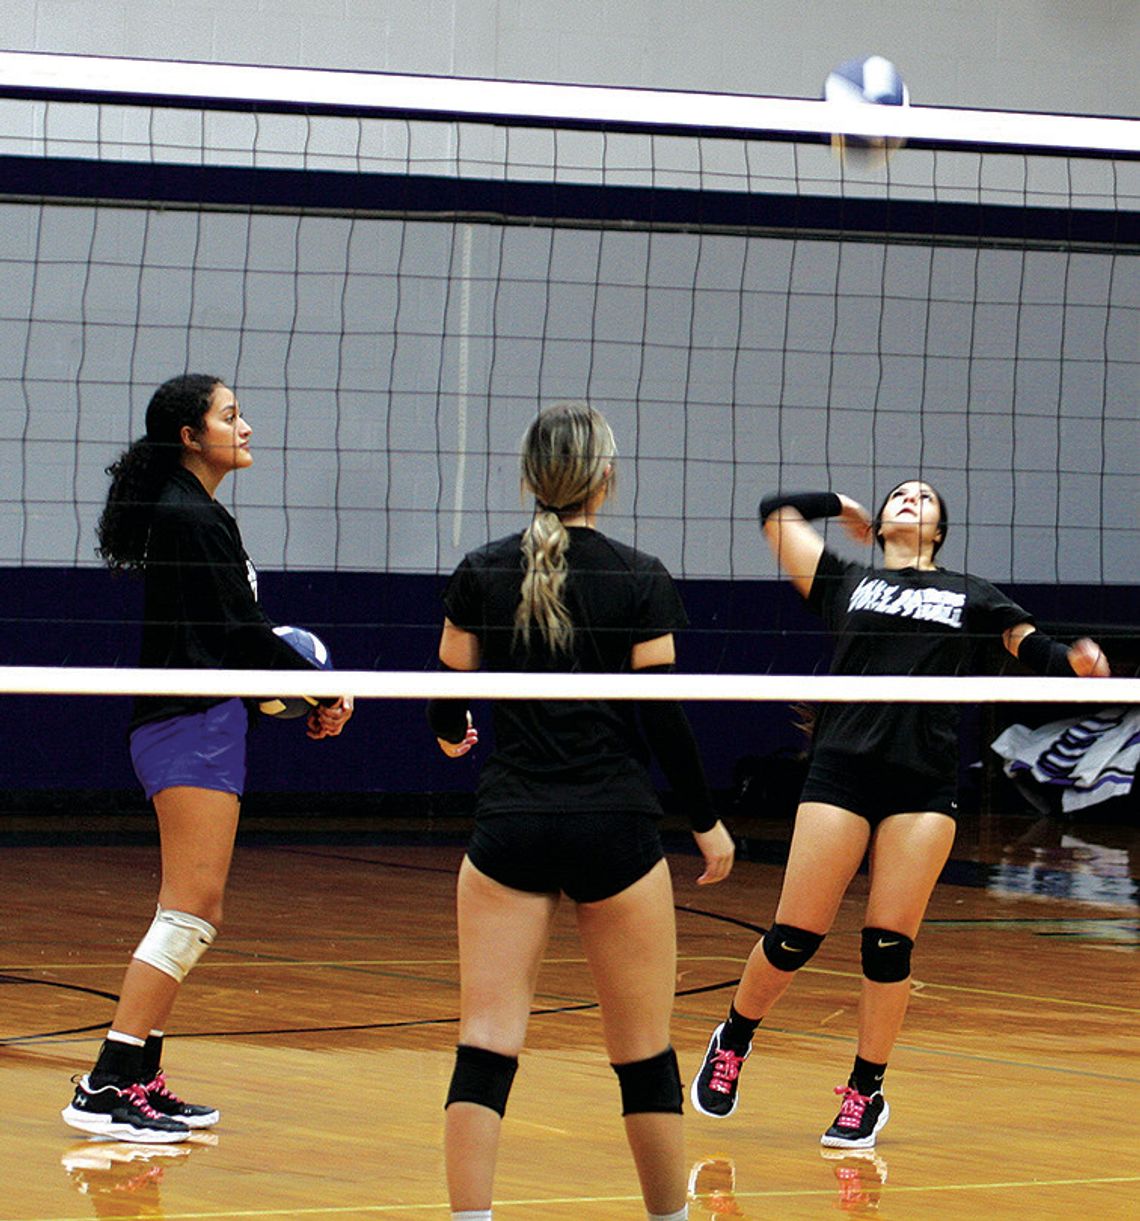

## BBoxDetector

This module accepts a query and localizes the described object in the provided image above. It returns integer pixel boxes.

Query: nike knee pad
[761,922,824,972]
[611,1046,682,1116]
[132,906,217,983]
[445,1044,519,1117]
[861,926,914,983]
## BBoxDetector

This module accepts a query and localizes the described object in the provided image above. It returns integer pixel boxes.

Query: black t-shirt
[131,467,316,729]
[806,548,1031,780]
[442,526,689,815]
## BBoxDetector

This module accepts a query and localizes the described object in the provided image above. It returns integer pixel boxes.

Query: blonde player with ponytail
[430,402,734,1221]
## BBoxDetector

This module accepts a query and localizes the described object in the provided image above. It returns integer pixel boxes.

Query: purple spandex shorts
[129,698,248,801]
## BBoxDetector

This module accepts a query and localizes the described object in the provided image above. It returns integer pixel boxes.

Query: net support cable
[0,667,1133,705]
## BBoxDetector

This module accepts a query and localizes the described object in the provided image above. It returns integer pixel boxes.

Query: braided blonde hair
[515,401,616,653]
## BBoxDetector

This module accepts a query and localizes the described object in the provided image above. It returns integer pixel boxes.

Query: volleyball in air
[259,625,332,719]
[823,55,909,167]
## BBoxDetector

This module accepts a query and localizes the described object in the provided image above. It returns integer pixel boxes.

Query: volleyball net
[0,52,1136,808]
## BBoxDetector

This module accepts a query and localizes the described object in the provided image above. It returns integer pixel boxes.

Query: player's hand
[1069,638,1110,677]
[438,712,478,758]
[306,695,354,739]
[838,495,874,545]
[693,820,735,885]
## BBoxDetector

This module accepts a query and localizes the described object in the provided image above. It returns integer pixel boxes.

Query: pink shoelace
[122,1081,172,1121]
[708,1048,747,1095]
[145,1070,182,1104]
[833,1085,871,1129]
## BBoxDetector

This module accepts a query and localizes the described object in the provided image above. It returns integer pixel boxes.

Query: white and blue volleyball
[823,55,909,167]
[259,625,332,719]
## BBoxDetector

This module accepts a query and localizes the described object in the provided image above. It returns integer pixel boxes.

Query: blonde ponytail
[514,402,616,654]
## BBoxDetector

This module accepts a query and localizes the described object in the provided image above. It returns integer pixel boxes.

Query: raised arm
[1003,622,1111,677]
[759,492,872,598]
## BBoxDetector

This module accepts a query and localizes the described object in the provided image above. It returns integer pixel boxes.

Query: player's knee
[761,922,824,972]
[861,926,914,983]
[132,905,217,982]
[611,1046,682,1116]
[445,1044,519,1118]
[610,1045,683,1113]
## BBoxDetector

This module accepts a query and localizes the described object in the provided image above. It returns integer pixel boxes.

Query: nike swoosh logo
[877,939,900,948]
[780,942,806,952]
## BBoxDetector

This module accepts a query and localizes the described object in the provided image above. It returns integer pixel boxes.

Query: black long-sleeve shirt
[130,467,315,729]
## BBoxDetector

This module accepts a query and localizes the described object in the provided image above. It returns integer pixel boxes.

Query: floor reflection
[61,1133,216,1219]
[989,817,1140,911]
[820,1148,889,1214]
[689,1151,892,1217]
[689,1155,747,1216]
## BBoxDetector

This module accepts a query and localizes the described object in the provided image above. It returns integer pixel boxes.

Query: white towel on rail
[990,706,1140,813]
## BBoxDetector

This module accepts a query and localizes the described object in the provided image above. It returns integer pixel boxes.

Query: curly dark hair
[96,373,222,571]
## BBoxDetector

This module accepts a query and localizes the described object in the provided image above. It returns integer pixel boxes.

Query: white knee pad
[133,906,217,982]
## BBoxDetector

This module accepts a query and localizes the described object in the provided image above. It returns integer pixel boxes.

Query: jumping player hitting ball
[691,481,1109,1148]
[62,374,353,1142]
[431,402,735,1221]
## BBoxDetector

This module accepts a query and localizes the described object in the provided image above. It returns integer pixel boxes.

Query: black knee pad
[861,927,914,983]
[762,922,824,972]
[611,1046,682,1116]
[445,1044,519,1117]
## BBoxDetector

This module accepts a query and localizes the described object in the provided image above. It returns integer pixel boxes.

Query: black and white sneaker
[820,1086,890,1149]
[143,1071,220,1129]
[61,1075,191,1143]
[690,1022,751,1119]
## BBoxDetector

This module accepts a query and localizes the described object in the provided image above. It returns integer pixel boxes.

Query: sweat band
[759,491,842,525]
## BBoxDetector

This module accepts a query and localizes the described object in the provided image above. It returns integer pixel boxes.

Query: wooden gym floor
[1,808,1137,1220]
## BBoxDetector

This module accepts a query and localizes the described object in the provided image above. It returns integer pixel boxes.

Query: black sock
[849,1055,887,1096]
[721,1005,761,1052]
[89,1038,146,1088]
[141,1033,164,1082]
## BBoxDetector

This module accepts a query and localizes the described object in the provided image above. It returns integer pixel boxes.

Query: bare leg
[855,812,956,1063]
[109,787,239,1040]
[576,859,684,1218]
[445,857,559,1213]
[733,803,871,1019]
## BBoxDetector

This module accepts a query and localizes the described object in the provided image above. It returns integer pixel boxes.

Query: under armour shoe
[61,1075,190,1143]
[143,1070,221,1128]
[820,1086,890,1149]
[690,1023,751,1119]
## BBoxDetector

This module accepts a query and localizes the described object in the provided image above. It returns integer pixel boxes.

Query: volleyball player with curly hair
[61,374,352,1142]
[430,402,735,1221]
[691,480,1109,1149]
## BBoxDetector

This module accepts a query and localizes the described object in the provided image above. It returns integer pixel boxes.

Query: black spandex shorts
[466,810,665,903]
[800,748,958,827]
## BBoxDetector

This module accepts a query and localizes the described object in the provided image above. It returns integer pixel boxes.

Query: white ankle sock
[451,1212,492,1221]
[648,1208,688,1221]
[106,1030,146,1047]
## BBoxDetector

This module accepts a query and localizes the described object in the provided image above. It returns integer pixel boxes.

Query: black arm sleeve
[759,491,842,525]
[427,665,470,742]
[637,666,717,833]
[1017,630,1077,677]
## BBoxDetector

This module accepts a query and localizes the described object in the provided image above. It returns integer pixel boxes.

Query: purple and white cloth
[991,707,1140,813]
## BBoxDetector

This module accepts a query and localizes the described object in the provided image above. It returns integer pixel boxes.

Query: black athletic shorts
[800,748,958,827]
[466,810,665,903]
